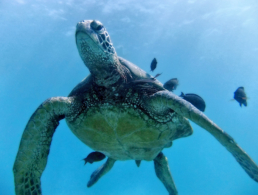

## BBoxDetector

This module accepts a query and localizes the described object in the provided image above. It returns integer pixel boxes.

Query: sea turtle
[13,20,258,195]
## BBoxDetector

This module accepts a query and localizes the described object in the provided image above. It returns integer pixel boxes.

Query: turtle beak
[75,20,99,46]
[76,20,116,55]
[75,20,119,84]
[75,20,105,70]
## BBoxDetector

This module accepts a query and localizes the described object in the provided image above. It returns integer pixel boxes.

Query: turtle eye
[91,20,104,31]
[96,25,103,31]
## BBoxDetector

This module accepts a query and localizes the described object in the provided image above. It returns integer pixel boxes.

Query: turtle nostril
[90,20,103,31]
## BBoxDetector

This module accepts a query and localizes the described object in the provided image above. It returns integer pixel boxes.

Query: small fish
[180,92,206,112]
[163,78,179,91]
[153,73,162,79]
[131,73,162,84]
[234,87,247,107]
[150,58,157,72]
[83,151,106,165]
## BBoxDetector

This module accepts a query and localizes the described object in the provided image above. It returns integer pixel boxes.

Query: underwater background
[1,0,258,194]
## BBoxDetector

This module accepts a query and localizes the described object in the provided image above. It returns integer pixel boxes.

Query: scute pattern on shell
[66,81,192,160]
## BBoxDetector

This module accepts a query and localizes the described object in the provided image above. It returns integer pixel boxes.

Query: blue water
[1,1,258,194]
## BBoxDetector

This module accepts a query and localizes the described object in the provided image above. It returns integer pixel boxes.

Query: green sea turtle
[13,20,258,195]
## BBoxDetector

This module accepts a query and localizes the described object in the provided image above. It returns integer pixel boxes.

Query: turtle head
[76,20,123,87]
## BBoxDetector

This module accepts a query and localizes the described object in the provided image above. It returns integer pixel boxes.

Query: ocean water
[1,0,258,194]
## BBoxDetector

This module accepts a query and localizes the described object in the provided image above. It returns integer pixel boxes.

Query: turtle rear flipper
[13,97,72,194]
[87,158,116,187]
[154,152,178,195]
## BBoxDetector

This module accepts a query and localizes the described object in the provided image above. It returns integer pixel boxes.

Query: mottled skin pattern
[13,20,258,195]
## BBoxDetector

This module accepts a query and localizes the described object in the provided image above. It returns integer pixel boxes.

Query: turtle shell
[66,57,193,161]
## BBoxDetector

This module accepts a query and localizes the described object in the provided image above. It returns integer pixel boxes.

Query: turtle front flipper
[13,97,72,195]
[154,152,178,195]
[147,91,258,182]
[87,157,116,187]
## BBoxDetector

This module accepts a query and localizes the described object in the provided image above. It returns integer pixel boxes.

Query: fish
[130,73,162,84]
[150,58,157,72]
[163,78,179,91]
[180,92,206,112]
[83,151,106,165]
[234,87,247,107]
[153,73,162,79]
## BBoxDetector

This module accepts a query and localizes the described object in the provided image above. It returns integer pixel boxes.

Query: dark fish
[234,87,247,107]
[153,73,162,79]
[163,78,179,91]
[150,58,157,72]
[180,92,206,112]
[131,73,162,84]
[83,152,106,165]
